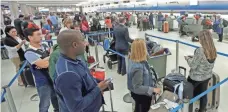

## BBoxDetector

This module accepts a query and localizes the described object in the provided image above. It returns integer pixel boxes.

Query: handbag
[90,67,105,81]
[42,29,46,34]
[87,47,95,64]
[81,24,88,32]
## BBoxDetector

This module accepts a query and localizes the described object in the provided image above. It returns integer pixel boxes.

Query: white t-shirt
[5,37,25,59]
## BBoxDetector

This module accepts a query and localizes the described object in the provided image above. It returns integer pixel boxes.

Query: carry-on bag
[1,47,9,60]
[163,21,169,33]
[20,61,35,87]
[87,48,95,64]
[90,67,105,81]
[204,72,220,110]
[150,91,179,112]
[163,66,194,99]
[41,28,46,34]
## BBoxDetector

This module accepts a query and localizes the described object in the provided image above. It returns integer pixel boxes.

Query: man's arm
[125,28,133,43]
[56,72,101,112]
[24,51,49,68]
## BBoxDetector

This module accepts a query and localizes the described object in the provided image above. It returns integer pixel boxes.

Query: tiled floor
[1,26,228,112]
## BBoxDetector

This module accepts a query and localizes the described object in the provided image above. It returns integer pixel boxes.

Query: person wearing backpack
[14,14,25,39]
[214,15,224,42]
[23,28,59,112]
[201,16,212,30]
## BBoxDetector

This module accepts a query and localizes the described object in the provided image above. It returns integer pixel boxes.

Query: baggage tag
[151,104,161,110]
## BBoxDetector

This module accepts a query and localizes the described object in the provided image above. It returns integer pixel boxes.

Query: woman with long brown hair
[127,38,161,112]
[185,30,217,112]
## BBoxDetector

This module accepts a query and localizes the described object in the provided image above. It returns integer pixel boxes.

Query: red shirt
[81,20,89,29]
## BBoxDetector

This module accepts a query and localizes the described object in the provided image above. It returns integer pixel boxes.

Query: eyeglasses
[10,30,17,33]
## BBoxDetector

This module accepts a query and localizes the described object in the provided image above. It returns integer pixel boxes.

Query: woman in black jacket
[4,26,26,86]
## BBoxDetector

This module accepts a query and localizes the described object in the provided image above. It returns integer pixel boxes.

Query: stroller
[103,40,118,69]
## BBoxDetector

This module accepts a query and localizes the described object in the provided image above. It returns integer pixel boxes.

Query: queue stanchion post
[94,40,100,66]
[176,40,179,72]
[108,28,111,38]
[2,86,17,112]
[109,85,117,112]
[182,99,189,112]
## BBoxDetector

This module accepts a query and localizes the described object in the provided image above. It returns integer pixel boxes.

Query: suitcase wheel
[107,60,112,69]
[103,55,106,63]
[195,108,199,112]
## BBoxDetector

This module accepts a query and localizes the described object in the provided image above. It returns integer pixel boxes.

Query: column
[30,6,37,15]
[20,4,29,15]
[79,6,83,13]
[8,1,19,20]
[28,6,32,15]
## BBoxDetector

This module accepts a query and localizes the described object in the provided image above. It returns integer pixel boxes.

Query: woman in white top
[59,18,73,33]
[4,26,26,86]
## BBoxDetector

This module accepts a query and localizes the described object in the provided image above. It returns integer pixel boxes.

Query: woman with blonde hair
[185,30,217,112]
[59,18,73,33]
[127,38,161,112]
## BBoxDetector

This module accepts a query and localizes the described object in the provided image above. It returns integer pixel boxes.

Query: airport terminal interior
[1,0,228,112]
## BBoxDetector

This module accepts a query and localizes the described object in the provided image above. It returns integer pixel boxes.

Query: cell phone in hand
[105,78,113,83]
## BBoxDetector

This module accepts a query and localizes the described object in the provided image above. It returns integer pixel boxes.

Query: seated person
[185,30,217,112]
[127,38,161,112]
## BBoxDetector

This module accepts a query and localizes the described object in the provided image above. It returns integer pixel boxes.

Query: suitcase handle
[179,66,187,76]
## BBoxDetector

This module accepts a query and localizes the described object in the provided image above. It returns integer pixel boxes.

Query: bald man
[54,30,109,112]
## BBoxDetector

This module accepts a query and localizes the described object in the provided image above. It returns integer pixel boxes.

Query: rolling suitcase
[205,72,220,110]
[20,62,35,87]
[163,21,169,33]
[163,66,194,100]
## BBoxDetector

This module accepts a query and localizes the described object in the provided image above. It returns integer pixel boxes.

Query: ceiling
[1,0,88,7]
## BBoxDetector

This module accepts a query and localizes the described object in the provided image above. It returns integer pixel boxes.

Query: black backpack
[223,19,228,27]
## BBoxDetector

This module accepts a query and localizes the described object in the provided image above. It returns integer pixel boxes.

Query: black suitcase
[163,66,194,99]
[20,62,35,87]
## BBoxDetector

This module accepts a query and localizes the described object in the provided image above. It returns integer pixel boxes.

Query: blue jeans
[37,84,59,112]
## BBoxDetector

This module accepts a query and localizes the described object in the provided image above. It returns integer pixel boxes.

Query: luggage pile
[149,66,220,112]
[146,38,169,57]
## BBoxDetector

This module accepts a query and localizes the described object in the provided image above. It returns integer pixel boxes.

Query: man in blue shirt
[55,30,109,112]
[49,13,58,32]
[23,28,59,112]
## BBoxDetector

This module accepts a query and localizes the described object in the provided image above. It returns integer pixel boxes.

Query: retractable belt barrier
[145,33,228,57]
[1,61,28,102]
[86,31,126,58]
[2,32,227,112]
[145,33,228,112]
